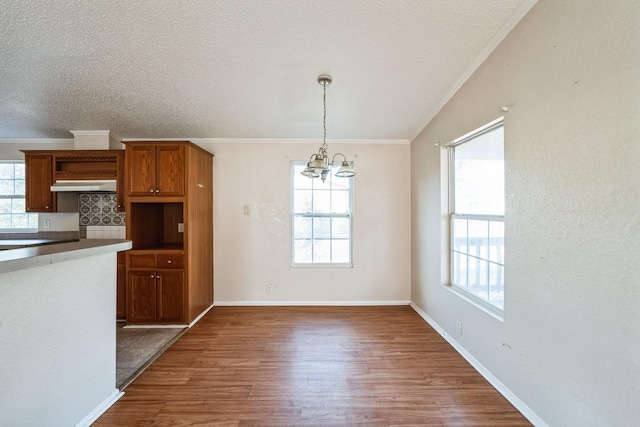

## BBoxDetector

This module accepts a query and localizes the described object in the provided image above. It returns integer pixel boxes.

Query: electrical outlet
[456,320,463,335]
[178,223,184,233]
[267,284,273,294]
[43,219,51,229]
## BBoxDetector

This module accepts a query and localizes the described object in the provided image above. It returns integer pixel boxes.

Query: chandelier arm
[331,152,347,166]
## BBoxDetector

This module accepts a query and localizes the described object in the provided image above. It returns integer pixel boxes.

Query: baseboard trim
[75,389,124,427]
[214,300,410,307]
[409,303,548,427]
[123,324,185,329]
[189,303,215,327]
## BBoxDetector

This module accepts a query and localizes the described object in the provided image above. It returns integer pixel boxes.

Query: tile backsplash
[79,193,126,226]
[86,225,126,239]
[79,192,126,239]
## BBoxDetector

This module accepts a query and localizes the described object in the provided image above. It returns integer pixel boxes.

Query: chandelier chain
[322,80,327,151]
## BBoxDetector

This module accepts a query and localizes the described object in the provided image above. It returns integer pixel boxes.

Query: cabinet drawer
[129,253,156,268]
[157,254,184,269]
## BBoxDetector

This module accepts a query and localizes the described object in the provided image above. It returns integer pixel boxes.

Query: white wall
[411,1,640,426]
[197,141,411,304]
[0,141,73,159]
[0,253,119,426]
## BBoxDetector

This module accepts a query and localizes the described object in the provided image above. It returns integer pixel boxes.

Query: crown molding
[1,137,409,145]
[188,138,410,145]
[409,0,539,142]
[70,130,110,136]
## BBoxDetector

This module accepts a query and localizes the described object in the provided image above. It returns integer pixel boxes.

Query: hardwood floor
[96,306,531,426]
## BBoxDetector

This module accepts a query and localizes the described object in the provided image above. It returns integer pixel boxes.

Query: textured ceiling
[0,0,533,141]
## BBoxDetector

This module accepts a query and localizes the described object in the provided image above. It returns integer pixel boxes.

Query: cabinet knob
[155,189,160,193]
[150,274,155,278]
[46,206,49,209]
[167,260,172,264]
[156,275,160,279]
[149,190,154,193]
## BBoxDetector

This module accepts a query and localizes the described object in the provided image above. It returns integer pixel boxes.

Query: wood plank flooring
[96,306,531,426]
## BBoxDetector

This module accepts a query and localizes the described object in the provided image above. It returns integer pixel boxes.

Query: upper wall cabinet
[125,144,185,197]
[24,153,56,212]
[22,150,124,213]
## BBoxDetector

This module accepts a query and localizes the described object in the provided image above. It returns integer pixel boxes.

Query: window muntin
[291,162,353,266]
[450,119,504,310]
[0,162,38,231]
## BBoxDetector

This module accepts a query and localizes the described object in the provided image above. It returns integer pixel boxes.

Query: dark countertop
[0,239,80,250]
[0,239,132,274]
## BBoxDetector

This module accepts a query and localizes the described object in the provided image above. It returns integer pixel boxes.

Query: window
[291,162,353,266]
[0,162,38,231]
[450,118,504,311]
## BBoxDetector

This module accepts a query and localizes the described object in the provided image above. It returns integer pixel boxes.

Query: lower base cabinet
[157,270,184,322]
[116,252,127,320]
[126,251,185,324]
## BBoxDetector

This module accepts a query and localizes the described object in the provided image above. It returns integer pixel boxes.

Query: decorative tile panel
[86,225,126,239]
[79,193,126,227]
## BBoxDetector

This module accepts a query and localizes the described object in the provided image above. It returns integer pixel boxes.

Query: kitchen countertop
[0,239,132,274]
[0,238,80,250]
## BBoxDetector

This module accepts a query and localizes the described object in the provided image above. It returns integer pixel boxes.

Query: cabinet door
[157,270,184,323]
[156,145,185,196]
[127,270,157,323]
[116,152,125,212]
[117,252,127,319]
[24,154,55,212]
[116,263,127,320]
[126,145,156,196]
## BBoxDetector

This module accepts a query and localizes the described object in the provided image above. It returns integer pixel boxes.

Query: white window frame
[448,117,504,317]
[290,161,354,267]
[0,161,39,233]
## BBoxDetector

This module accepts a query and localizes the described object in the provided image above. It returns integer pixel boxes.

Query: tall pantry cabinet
[124,141,213,325]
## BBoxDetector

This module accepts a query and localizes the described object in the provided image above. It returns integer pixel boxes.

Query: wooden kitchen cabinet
[116,251,127,320]
[116,152,125,212]
[24,153,55,212]
[157,270,184,322]
[124,141,213,326]
[126,144,185,197]
[127,270,158,323]
[22,149,124,212]
[126,251,185,324]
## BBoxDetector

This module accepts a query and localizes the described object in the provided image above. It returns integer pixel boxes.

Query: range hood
[45,131,122,193]
[50,180,117,192]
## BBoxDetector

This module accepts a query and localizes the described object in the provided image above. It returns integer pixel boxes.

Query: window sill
[291,263,353,268]
[446,284,504,321]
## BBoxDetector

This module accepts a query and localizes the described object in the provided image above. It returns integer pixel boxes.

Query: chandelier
[301,74,355,182]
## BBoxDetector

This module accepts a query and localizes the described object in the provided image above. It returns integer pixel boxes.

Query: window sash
[448,119,504,312]
[450,214,504,308]
[0,161,38,231]
[291,161,353,266]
